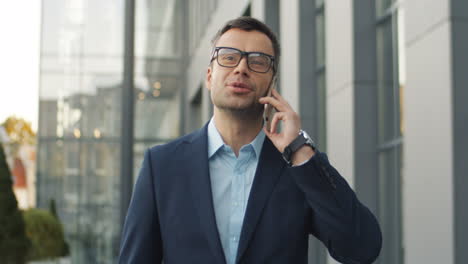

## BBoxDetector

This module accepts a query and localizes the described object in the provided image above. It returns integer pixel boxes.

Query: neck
[212,108,263,156]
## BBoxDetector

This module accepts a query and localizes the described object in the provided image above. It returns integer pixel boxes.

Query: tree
[0,143,30,263]
[1,116,36,145]
[1,117,36,161]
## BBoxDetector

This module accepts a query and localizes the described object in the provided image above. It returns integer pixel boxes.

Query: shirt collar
[208,118,225,158]
[207,118,265,159]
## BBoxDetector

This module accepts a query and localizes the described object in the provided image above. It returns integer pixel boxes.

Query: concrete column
[324,2,354,185]
[325,1,354,263]
[279,0,300,109]
[404,0,454,263]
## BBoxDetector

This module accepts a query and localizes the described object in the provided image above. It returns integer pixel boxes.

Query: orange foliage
[2,116,36,145]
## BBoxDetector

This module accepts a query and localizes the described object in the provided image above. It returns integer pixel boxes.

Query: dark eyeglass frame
[210,46,276,73]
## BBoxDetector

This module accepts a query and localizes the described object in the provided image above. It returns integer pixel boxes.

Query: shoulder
[147,125,207,161]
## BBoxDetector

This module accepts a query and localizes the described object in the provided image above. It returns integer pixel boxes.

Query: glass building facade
[37,0,183,262]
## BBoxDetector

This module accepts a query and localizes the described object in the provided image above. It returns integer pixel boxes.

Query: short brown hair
[211,16,280,73]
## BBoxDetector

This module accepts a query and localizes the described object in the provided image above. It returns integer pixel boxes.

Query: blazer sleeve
[289,151,382,264]
[118,149,163,263]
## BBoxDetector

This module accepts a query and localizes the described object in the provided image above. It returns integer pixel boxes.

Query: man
[119,17,382,264]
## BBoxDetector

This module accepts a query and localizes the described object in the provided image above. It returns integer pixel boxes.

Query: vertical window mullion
[315,3,326,152]
[391,12,401,140]
[376,1,404,263]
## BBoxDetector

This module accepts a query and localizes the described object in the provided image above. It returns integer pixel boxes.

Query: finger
[271,89,291,106]
[259,96,289,112]
[270,112,285,134]
[263,126,279,141]
[263,89,293,111]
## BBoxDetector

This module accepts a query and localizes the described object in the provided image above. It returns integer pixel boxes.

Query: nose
[233,56,250,76]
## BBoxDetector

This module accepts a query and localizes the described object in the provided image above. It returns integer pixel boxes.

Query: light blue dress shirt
[207,119,265,264]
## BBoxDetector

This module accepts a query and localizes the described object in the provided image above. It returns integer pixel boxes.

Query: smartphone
[263,76,277,132]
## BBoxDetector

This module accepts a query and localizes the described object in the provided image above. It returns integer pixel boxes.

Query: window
[375,0,405,263]
[315,0,326,151]
[307,1,328,264]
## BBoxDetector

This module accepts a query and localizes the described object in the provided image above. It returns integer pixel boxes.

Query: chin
[217,103,263,117]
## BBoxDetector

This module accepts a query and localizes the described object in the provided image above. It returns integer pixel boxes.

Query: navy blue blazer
[119,124,382,264]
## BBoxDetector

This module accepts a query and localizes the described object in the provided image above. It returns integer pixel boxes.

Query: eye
[218,52,240,65]
[249,55,269,66]
[250,59,266,66]
[223,55,236,61]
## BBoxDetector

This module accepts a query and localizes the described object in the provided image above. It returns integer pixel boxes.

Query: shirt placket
[228,152,248,264]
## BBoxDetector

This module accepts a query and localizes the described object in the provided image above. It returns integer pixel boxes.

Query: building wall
[403,0,464,263]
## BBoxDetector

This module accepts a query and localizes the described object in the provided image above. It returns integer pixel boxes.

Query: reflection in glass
[38,0,124,263]
[133,0,183,159]
[38,0,187,261]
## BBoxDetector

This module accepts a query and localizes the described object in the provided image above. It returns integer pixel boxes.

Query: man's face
[206,28,275,116]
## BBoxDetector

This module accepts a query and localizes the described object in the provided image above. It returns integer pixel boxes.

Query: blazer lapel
[186,125,226,264]
[236,137,286,263]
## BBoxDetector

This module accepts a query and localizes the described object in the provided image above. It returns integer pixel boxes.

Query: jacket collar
[185,123,285,264]
[185,123,227,264]
[236,137,285,263]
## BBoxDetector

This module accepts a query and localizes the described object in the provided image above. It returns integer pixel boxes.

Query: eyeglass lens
[217,48,271,73]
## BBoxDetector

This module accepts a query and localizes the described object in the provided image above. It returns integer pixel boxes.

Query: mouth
[227,82,252,94]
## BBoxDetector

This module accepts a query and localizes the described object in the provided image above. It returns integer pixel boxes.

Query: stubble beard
[213,92,265,121]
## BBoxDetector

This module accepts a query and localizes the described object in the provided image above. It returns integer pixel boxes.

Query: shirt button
[233,202,238,207]
[232,236,237,242]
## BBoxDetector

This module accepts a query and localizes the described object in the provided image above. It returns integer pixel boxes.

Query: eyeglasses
[210,47,275,73]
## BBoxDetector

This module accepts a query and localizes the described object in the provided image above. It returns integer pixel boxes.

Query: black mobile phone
[263,76,277,132]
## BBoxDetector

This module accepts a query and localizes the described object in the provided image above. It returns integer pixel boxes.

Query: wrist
[291,145,315,166]
[282,130,317,166]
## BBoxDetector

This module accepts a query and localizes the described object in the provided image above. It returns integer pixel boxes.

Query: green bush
[49,198,69,257]
[0,143,30,264]
[23,208,68,261]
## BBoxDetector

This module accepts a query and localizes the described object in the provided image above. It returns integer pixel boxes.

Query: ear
[205,66,212,91]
